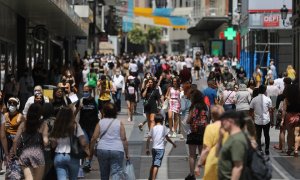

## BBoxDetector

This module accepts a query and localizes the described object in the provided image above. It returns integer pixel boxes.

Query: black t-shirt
[142,88,160,107]
[52,97,72,115]
[76,98,99,131]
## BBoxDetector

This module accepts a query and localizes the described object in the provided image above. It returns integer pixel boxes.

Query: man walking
[250,85,274,155]
[113,68,125,112]
[218,111,248,180]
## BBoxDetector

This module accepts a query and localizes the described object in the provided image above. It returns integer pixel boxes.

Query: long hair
[25,103,43,134]
[189,90,207,112]
[283,84,300,108]
[50,107,75,138]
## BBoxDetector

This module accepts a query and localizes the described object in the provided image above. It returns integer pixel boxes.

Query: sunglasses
[8,101,18,106]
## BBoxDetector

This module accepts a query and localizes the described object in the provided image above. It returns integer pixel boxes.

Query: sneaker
[0,170,5,175]
[138,123,143,131]
[171,132,177,138]
[185,174,196,180]
[128,117,131,122]
[82,161,91,172]
[168,132,173,137]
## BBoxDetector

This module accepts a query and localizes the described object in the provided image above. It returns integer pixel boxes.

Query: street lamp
[280,4,289,27]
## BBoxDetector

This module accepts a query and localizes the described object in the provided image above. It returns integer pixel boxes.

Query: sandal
[138,123,143,131]
[295,151,299,157]
[273,144,282,150]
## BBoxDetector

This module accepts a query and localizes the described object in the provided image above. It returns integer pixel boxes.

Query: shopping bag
[162,99,169,111]
[125,160,136,180]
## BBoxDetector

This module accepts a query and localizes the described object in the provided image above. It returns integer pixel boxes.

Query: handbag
[286,113,300,127]
[87,73,97,88]
[94,119,116,157]
[70,125,88,159]
[162,99,169,111]
[143,90,154,107]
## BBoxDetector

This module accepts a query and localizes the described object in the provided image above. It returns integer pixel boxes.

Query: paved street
[81,78,300,180]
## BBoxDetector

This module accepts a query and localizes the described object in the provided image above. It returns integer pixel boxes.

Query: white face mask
[9,105,17,113]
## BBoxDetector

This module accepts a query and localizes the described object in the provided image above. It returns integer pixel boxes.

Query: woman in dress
[12,103,48,180]
[142,78,161,130]
[185,90,208,180]
[165,77,181,138]
[89,103,129,179]
[50,107,89,180]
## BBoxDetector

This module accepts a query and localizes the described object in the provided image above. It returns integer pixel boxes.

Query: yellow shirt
[99,80,113,101]
[5,112,22,135]
[287,69,296,80]
[203,122,228,180]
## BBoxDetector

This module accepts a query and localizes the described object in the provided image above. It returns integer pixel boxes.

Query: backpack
[244,134,272,180]
[127,79,136,95]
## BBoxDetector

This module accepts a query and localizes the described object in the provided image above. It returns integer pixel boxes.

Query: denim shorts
[152,149,165,167]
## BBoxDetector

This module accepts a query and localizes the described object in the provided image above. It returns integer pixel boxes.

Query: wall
[277,30,293,73]
[0,3,17,43]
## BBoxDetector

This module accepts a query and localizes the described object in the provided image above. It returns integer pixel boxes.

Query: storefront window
[0,41,16,91]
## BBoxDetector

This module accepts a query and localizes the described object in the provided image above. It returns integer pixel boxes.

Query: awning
[188,17,228,34]
[0,0,89,36]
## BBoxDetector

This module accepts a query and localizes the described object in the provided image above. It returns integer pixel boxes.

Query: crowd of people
[0,50,299,180]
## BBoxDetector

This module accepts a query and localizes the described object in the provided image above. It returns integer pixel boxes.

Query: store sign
[263,15,280,27]
[249,13,292,29]
[249,0,292,13]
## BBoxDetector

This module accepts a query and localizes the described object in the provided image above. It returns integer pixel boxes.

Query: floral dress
[169,87,181,113]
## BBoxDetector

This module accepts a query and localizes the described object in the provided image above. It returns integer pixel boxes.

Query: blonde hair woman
[286,65,296,81]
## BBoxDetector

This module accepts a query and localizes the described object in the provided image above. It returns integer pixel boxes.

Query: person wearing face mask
[52,87,72,116]
[113,68,125,112]
[0,98,24,168]
[23,86,50,117]
[75,85,98,172]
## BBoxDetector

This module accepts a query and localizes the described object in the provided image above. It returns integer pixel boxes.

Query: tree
[128,27,147,45]
[147,26,162,53]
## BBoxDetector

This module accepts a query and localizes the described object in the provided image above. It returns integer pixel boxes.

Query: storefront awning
[188,17,228,34]
[0,0,89,36]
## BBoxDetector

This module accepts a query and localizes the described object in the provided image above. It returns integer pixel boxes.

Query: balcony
[188,0,229,34]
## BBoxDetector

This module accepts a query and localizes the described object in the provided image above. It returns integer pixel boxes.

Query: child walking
[146,114,177,180]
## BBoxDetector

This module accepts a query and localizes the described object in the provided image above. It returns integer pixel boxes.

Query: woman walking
[142,78,161,130]
[165,77,181,138]
[89,103,129,179]
[12,103,48,180]
[50,107,89,180]
[235,84,251,114]
[185,90,208,180]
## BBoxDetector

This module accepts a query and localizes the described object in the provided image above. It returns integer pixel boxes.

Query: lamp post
[280,4,289,27]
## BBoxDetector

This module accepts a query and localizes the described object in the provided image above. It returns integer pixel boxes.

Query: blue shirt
[203,87,217,105]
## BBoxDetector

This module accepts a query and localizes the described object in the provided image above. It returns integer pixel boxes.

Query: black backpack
[243,133,272,180]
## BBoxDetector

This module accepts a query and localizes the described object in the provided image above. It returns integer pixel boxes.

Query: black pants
[255,122,270,152]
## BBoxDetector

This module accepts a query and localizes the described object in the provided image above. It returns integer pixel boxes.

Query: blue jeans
[113,88,122,112]
[97,149,124,180]
[54,153,80,180]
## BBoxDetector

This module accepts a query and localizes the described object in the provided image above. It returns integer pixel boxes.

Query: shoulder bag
[143,89,155,107]
[70,124,88,159]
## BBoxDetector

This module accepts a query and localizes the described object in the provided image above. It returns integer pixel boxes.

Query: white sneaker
[128,117,131,122]
[171,132,177,138]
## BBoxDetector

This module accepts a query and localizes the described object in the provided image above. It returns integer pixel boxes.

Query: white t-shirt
[274,78,285,93]
[250,94,272,125]
[185,58,193,68]
[129,63,138,72]
[55,123,84,153]
[266,85,280,97]
[82,69,90,83]
[149,124,169,150]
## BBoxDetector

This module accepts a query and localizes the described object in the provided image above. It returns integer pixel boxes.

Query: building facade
[0,0,89,88]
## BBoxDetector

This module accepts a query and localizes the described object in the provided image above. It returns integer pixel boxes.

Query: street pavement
[0,78,299,179]
[83,77,300,180]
